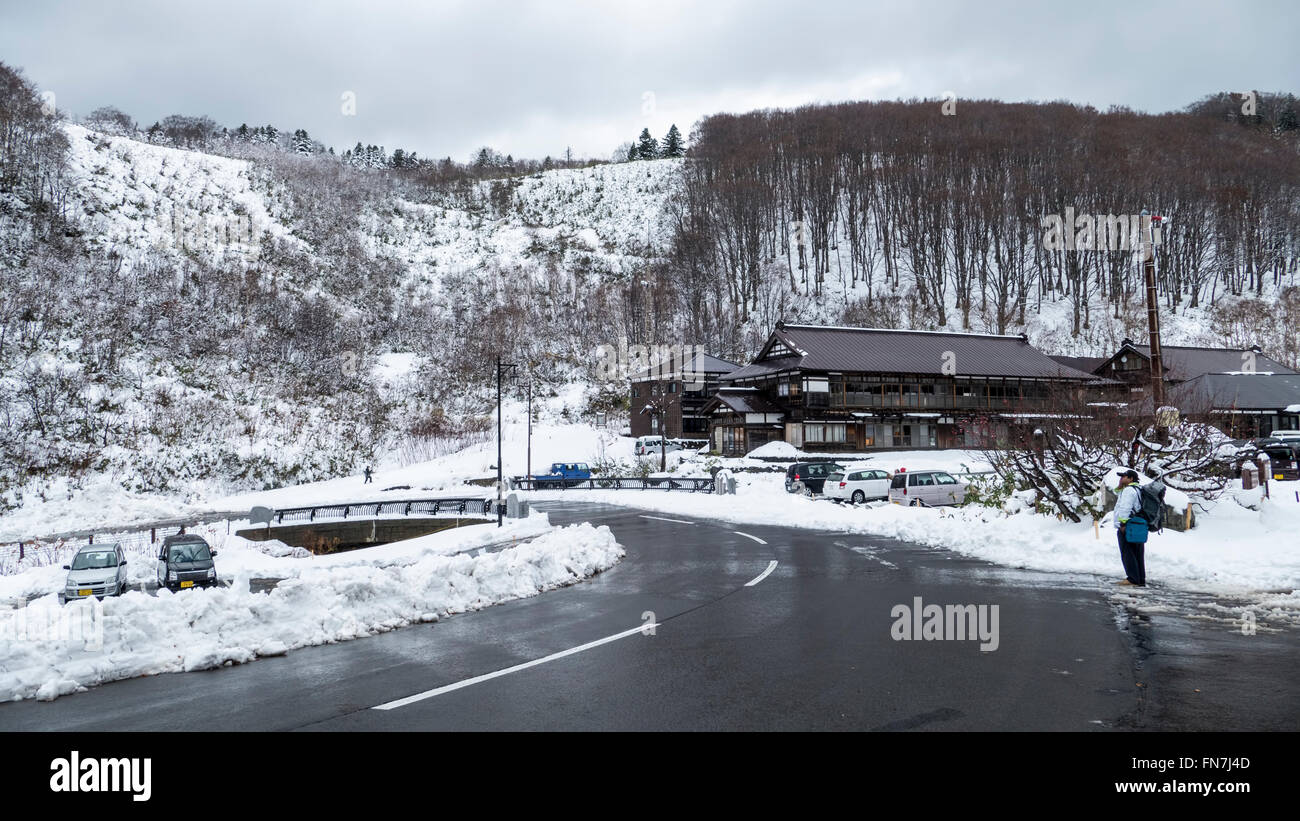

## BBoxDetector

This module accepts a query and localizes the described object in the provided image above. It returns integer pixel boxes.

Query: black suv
[156,534,219,592]
[1245,439,1300,481]
[784,462,845,495]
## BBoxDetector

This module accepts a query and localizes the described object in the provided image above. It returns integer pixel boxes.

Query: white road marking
[745,560,779,587]
[732,530,767,544]
[639,515,694,525]
[372,621,656,711]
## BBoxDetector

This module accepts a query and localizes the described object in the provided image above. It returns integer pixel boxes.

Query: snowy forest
[658,96,1300,357]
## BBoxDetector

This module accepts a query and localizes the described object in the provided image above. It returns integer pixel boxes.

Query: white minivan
[635,436,682,456]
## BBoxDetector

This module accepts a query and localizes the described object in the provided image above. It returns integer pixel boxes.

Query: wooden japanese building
[704,322,1108,456]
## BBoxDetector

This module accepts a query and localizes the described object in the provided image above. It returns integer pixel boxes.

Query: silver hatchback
[60,543,129,603]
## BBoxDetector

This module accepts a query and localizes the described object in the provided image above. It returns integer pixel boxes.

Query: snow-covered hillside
[361,158,679,291]
[62,124,299,268]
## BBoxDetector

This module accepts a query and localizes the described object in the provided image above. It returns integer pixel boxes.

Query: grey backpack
[1138,480,1166,533]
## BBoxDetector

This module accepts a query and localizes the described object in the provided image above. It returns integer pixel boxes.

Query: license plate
[1275,474,1284,481]
[180,581,194,588]
[78,589,92,596]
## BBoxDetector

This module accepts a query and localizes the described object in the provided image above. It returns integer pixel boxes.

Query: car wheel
[852,490,865,504]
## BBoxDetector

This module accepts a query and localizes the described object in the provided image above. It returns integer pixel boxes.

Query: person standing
[1113,469,1145,587]
[363,465,373,485]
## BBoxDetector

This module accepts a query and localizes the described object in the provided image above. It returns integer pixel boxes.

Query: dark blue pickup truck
[532,462,592,488]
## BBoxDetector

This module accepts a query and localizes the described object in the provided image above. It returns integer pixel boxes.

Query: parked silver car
[888,470,967,506]
[60,543,128,603]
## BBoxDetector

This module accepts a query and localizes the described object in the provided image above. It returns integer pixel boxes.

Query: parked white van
[635,436,682,456]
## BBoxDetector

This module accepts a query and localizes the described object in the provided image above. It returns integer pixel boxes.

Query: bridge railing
[511,477,715,493]
[271,497,495,523]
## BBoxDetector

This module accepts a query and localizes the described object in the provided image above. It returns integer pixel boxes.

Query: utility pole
[1141,210,1170,443]
[526,379,533,481]
[495,357,516,527]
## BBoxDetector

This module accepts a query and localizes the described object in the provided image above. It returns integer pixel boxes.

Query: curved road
[1,501,1295,731]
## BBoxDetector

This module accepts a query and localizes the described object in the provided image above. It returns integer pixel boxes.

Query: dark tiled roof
[631,350,740,381]
[703,389,785,415]
[723,355,802,381]
[1049,355,1106,374]
[1118,344,1297,380]
[726,324,1104,381]
[1178,373,1300,411]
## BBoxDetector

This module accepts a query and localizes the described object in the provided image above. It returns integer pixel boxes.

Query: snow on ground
[0,510,555,603]
[215,417,632,511]
[0,519,622,702]
[526,473,1300,598]
[0,475,207,543]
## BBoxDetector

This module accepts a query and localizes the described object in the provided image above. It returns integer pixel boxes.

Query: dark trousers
[1117,528,1146,586]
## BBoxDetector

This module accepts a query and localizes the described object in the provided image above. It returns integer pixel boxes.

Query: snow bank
[528,474,1300,594]
[0,475,207,543]
[0,521,622,702]
[746,441,800,458]
[0,511,554,601]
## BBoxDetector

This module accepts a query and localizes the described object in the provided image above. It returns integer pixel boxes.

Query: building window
[651,417,659,433]
[668,382,677,393]
[778,381,790,397]
[893,424,912,447]
[631,386,640,398]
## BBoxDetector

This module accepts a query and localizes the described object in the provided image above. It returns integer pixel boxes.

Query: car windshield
[71,550,116,570]
[168,542,211,563]
[828,473,844,481]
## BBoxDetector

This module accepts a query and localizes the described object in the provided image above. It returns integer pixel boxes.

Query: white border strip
[745,560,779,587]
[639,515,694,525]
[732,530,767,544]
[373,622,655,711]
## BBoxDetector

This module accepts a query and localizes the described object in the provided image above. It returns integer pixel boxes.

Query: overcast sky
[1,0,1296,162]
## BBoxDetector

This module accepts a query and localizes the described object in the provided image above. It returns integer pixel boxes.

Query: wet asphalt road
[0,500,1295,731]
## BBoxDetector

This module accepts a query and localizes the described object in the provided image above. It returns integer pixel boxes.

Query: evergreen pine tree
[661,123,685,158]
[636,127,659,160]
[626,143,637,162]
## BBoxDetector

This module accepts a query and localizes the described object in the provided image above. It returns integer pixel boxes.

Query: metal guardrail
[1,523,204,576]
[512,477,715,492]
[271,497,495,523]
